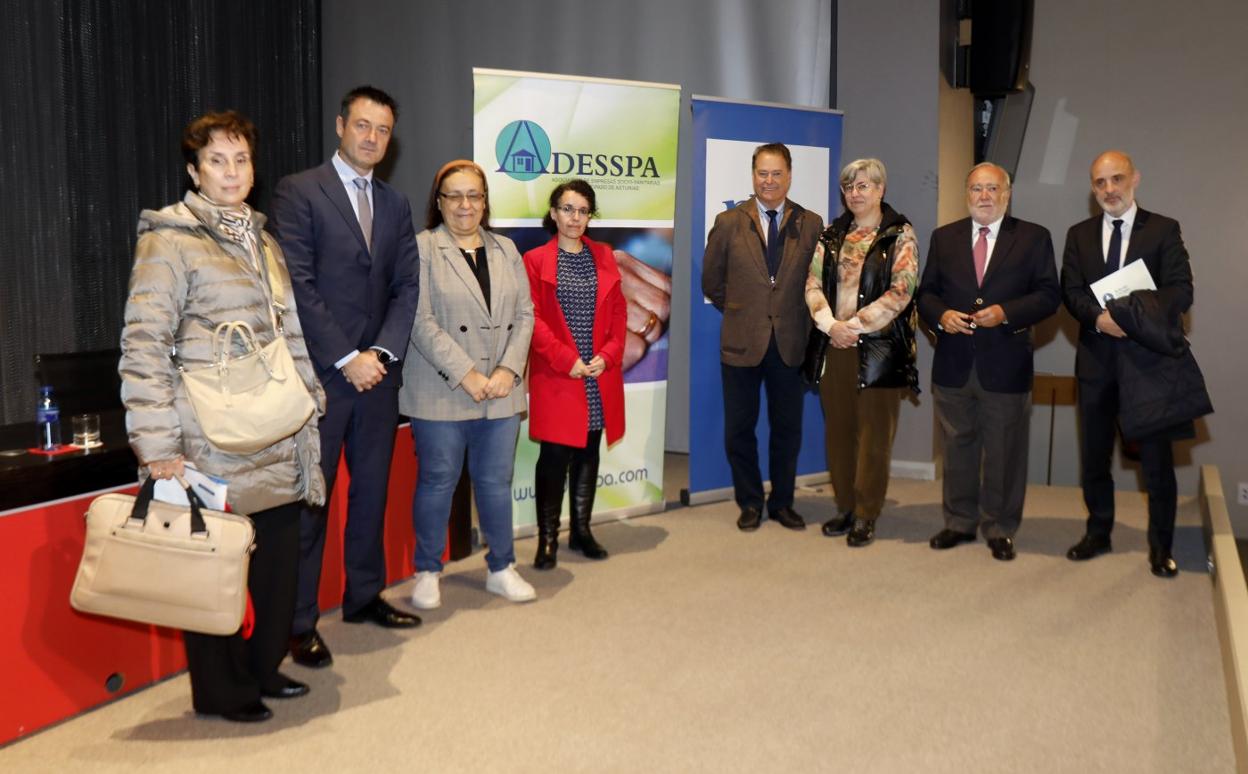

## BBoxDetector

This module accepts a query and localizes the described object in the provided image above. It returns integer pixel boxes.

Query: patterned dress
[556,246,603,431]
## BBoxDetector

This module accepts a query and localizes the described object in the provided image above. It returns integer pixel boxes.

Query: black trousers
[535,429,603,515]
[1078,374,1177,553]
[293,383,399,634]
[184,501,302,714]
[720,335,804,512]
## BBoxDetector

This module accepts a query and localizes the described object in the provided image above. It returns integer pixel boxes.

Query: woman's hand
[460,369,489,402]
[569,358,591,378]
[147,457,185,481]
[483,367,516,399]
[586,355,607,378]
[828,321,860,349]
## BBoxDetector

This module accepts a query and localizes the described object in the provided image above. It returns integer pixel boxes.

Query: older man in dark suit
[918,162,1060,561]
[270,85,422,668]
[1060,150,1193,578]
[701,143,824,532]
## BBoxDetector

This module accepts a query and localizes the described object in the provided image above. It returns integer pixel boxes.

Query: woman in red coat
[524,179,627,569]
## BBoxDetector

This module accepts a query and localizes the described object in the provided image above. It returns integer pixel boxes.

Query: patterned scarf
[193,191,261,271]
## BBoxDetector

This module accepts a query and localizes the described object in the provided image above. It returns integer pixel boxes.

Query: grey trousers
[932,369,1031,539]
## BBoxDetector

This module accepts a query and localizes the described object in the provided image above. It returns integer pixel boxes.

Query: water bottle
[37,385,61,450]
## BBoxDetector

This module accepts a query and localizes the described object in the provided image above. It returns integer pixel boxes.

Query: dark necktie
[1105,218,1123,274]
[765,209,780,280]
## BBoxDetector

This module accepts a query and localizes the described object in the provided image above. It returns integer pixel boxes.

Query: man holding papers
[1060,150,1194,578]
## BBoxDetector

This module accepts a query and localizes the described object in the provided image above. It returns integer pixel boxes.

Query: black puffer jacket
[1107,288,1212,441]
[804,203,919,393]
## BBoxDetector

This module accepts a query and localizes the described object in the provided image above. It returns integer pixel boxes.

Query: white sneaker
[410,571,441,609]
[485,564,537,603]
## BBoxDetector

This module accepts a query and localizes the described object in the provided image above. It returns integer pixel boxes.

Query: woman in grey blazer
[399,159,536,608]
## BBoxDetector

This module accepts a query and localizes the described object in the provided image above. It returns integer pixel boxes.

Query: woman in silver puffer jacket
[118,110,325,724]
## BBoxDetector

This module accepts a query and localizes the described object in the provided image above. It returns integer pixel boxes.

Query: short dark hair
[340,85,398,121]
[541,179,599,233]
[752,143,792,170]
[181,110,257,166]
[424,159,491,230]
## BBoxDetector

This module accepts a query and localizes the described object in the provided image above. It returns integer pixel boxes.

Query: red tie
[973,226,989,287]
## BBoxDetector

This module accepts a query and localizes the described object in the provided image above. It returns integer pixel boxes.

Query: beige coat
[119,192,326,515]
[398,226,533,421]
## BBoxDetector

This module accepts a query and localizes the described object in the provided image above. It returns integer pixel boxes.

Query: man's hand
[940,309,975,335]
[971,304,1006,329]
[828,321,860,349]
[483,367,516,399]
[1096,310,1127,338]
[342,350,386,392]
[460,369,489,402]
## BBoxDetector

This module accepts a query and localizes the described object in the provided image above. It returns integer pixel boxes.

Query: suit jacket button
[460,325,468,332]
[975,297,984,305]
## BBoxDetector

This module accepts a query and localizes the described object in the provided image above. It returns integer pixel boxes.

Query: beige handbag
[179,244,316,454]
[70,476,255,635]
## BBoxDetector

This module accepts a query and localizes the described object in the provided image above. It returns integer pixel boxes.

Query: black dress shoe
[1150,549,1179,578]
[1066,534,1112,561]
[220,700,273,723]
[289,629,333,669]
[737,507,763,532]
[821,512,854,537]
[929,528,977,550]
[261,674,310,700]
[343,596,422,628]
[769,507,806,531]
[987,537,1016,561]
[846,518,875,547]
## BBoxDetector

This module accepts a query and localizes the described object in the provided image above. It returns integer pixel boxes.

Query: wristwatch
[372,348,397,366]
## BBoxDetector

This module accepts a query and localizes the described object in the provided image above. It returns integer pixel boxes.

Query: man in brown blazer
[701,143,824,531]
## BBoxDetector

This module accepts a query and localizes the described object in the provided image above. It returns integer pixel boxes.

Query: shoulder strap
[259,240,287,335]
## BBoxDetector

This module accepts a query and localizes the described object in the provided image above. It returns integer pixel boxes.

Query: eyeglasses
[439,191,485,205]
[968,184,1005,195]
[840,182,877,195]
[556,204,591,218]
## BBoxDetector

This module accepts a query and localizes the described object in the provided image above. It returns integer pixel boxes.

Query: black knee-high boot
[533,454,565,570]
[567,452,608,560]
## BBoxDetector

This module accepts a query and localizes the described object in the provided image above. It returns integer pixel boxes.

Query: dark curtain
[0,0,321,425]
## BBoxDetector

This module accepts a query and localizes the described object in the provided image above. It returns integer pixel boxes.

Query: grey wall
[1011,0,1248,526]
[842,0,1248,528]
[321,0,834,454]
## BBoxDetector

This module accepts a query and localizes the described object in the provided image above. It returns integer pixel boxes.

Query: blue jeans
[410,416,520,573]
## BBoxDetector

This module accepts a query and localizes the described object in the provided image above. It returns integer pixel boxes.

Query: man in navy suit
[917,162,1060,561]
[1060,150,1193,578]
[270,85,422,668]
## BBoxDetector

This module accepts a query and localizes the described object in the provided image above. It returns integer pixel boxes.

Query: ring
[635,312,658,337]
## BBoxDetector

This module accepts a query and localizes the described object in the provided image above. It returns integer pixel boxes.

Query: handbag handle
[212,321,260,366]
[129,474,210,537]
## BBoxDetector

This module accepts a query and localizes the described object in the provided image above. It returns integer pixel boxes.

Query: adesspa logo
[495,120,552,182]
[494,119,661,182]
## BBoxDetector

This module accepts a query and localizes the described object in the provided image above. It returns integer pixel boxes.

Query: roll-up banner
[686,96,844,504]
[473,68,680,528]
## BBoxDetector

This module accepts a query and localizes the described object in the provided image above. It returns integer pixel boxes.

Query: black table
[0,410,138,512]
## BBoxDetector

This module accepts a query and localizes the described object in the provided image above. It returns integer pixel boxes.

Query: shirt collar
[1102,202,1137,230]
[755,196,785,223]
[972,215,1005,239]
[332,151,374,186]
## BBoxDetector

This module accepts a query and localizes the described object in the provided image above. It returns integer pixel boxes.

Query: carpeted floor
[3,478,1235,773]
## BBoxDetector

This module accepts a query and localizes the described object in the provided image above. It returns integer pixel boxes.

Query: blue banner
[686,97,843,502]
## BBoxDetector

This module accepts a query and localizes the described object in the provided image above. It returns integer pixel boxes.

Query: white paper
[153,463,229,510]
[1090,260,1156,309]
